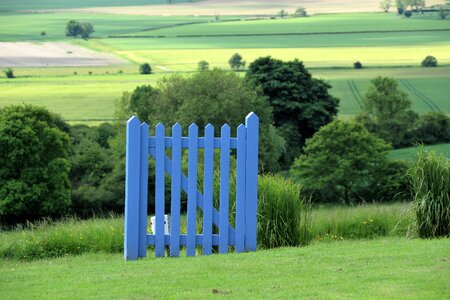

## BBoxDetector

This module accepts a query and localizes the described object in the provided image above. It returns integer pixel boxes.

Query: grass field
[389,143,450,161]
[0,12,225,41]
[0,0,197,11]
[1,238,449,299]
[1,66,448,122]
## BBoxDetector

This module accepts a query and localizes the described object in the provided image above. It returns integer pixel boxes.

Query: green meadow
[1,238,449,299]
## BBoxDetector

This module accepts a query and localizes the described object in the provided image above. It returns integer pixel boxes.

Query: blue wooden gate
[124,113,259,260]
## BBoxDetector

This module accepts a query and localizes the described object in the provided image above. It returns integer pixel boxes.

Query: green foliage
[0,105,71,224]
[228,53,246,70]
[68,125,116,216]
[290,120,398,204]
[139,63,152,74]
[258,174,311,248]
[65,20,94,38]
[405,10,412,17]
[278,9,288,18]
[421,55,437,67]
[0,217,123,260]
[353,61,363,69]
[356,76,418,148]
[294,7,308,17]
[380,0,393,12]
[128,85,159,122]
[409,148,450,238]
[439,5,449,19]
[197,60,209,71]
[246,56,339,169]
[3,68,14,78]
[414,112,450,144]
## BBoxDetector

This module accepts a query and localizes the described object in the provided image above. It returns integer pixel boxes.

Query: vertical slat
[155,123,166,257]
[235,124,247,253]
[138,122,149,258]
[124,117,141,260]
[203,124,214,255]
[187,124,198,256]
[170,123,182,257]
[219,124,230,254]
[245,112,259,252]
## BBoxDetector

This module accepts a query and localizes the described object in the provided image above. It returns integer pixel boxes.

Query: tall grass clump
[258,174,311,248]
[409,148,450,238]
[0,216,123,260]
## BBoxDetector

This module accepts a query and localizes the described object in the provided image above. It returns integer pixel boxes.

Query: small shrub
[3,68,14,78]
[397,8,404,14]
[409,148,450,238]
[258,174,311,248]
[73,71,77,75]
[118,70,123,74]
[40,31,46,36]
[439,5,448,19]
[88,71,92,75]
[404,10,412,17]
[421,55,437,67]
[354,61,363,69]
[139,63,152,75]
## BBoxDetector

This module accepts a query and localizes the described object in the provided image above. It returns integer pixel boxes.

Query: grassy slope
[0,0,198,11]
[1,238,449,299]
[389,143,450,161]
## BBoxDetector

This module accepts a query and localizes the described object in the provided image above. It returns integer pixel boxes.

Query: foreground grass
[1,238,449,299]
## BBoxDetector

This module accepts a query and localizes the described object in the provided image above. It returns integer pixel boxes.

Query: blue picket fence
[124,112,259,260]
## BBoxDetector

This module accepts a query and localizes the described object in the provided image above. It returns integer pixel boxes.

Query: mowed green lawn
[1,238,449,299]
[0,0,197,11]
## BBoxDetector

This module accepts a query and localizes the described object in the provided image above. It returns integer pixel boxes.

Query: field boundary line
[108,28,450,39]
[400,79,441,112]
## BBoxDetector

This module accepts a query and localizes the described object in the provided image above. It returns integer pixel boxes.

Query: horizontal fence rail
[124,112,259,260]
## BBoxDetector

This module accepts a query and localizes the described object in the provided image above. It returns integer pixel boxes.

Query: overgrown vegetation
[409,148,450,238]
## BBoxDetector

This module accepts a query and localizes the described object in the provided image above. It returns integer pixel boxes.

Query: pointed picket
[219,124,230,254]
[203,124,214,255]
[124,116,141,260]
[170,123,182,257]
[235,124,246,253]
[245,112,259,252]
[187,124,198,256]
[155,123,166,257]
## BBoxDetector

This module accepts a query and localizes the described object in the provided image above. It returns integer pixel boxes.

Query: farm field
[1,238,449,299]
[389,143,450,161]
[1,67,448,122]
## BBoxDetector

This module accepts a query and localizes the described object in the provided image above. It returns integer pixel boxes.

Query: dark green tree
[228,53,246,71]
[139,63,152,75]
[414,112,450,144]
[65,20,94,38]
[421,55,438,67]
[0,105,71,223]
[356,76,418,148]
[197,60,210,71]
[3,68,14,78]
[246,56,339,168]
[290,120,402,204]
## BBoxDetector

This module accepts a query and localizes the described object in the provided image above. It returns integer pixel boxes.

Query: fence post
[245,112,259,252]
[138,122,149,258]
[124,116,141,260]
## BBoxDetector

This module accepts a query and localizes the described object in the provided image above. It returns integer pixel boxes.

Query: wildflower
[363,221,367,224]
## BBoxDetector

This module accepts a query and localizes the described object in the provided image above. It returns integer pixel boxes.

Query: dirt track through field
[42,0,444,15]
[0,42,125,67]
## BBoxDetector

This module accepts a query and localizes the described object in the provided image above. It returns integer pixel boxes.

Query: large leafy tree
[0,105,71,223]
[356,76,418,148]
[290,120,408,204]
[246,56,339,168]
